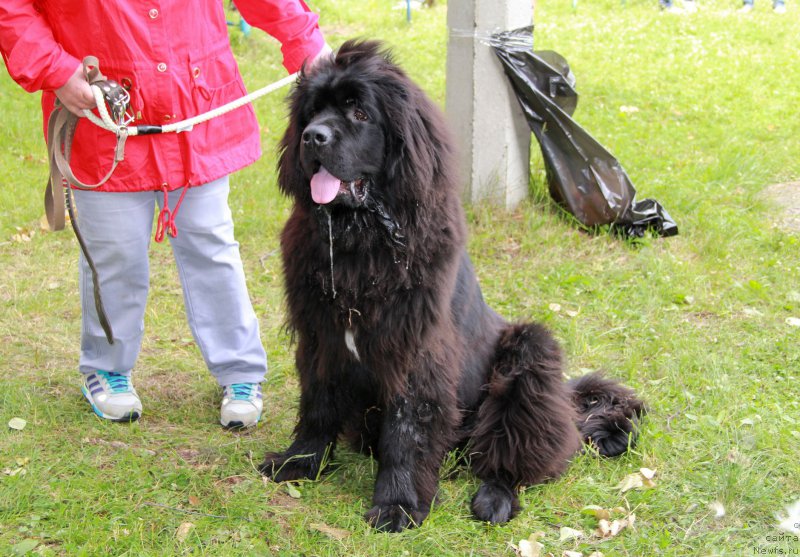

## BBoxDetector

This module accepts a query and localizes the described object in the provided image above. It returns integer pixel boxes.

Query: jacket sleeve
[0,0,79,92]
[232,0,326,74]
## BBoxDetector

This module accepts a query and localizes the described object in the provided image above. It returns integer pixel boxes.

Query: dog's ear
[277,85,309,202]
[378,67,455,205]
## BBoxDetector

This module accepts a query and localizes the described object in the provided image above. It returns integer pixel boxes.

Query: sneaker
[773,3,786,12]
[683,0,698,12]
[220,383,263,428]
[739,3,754,11]
[82,371,142,422]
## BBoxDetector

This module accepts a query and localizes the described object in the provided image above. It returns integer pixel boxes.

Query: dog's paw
[258,452,319,482]
[471,482,520,524]
[365,504,425,532]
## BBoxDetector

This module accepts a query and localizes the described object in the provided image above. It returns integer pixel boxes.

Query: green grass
[2,0,800,555]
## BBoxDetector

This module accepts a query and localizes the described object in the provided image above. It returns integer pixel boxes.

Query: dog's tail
[567,372,646,457]
[470,322,583,487]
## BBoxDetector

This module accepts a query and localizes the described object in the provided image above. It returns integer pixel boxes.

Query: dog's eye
[344,98,368,122]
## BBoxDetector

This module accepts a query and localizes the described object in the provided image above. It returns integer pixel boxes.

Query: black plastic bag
[489,26,677,238]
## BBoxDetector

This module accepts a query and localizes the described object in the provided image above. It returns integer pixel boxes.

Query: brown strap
[44,106,66,231]
[44,57,129,230]
[65,186,115,345]
[44,56,117,345]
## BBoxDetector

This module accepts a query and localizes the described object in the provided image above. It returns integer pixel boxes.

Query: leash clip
[96,80,134,126]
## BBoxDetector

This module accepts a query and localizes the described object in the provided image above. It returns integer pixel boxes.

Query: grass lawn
[1,0,799,555]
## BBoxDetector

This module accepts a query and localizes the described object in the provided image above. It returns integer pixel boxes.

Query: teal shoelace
[229,383,254,399]
[99,371,132,394]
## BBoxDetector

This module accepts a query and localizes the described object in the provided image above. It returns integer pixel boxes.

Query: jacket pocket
[189,48,241,106]
[184,48,260,177]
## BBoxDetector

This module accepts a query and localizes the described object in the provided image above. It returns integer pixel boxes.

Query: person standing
[0,0,331,428]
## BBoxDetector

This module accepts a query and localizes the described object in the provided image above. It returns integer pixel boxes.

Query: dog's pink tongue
[310,167,341,205]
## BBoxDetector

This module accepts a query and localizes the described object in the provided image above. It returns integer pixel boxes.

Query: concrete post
[445,0,533,208]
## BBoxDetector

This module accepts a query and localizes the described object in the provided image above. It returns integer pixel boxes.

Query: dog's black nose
[302,124,333,147]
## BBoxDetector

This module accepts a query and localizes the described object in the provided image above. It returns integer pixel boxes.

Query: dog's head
[278,40,455,217]
[293,48,388,208]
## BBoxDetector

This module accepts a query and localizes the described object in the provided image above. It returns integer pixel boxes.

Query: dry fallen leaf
[3,467,26,477]
[596,519,612,537]
[3,457,29,477]
[616,473,643,493]
[310,522,351,541]
[639,467,656,480]
[616,469,656,493]
[8,418,27,431]
[583,504,638,541]
[709,501,725,519]
[596,513,636,539]
[581,505,611,521]
[176,522,195,542]
[559,526,585,541]
[515,532,546,557]
[726,448,752,467]
[11,226,36,243]
[517,540,539,557]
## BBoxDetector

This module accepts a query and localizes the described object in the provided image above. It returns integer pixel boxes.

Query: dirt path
[763,182,800,232]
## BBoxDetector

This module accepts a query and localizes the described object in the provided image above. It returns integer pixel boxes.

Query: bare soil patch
[763,181,800,232]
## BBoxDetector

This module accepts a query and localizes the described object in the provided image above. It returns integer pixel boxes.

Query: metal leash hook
[95,80,134,127]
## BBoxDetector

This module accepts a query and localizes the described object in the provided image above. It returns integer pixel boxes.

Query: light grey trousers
[72,177,267,386]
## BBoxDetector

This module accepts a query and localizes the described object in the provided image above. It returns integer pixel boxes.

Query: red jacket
[0,0,325,192]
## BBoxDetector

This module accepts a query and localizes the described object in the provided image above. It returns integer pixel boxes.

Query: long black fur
[259,40,645,531]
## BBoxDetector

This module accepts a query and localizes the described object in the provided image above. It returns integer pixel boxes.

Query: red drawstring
[155,183,190,243]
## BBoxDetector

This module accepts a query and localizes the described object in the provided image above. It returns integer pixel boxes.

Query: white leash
[83,72,298,135]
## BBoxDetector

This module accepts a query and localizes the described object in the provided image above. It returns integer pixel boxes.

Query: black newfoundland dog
[259,40,644,532]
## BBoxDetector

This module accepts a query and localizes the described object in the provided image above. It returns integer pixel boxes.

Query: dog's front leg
[259,344,341,482]
[366,395,426,531]
[365,393,450,532]
[258,388,339,482]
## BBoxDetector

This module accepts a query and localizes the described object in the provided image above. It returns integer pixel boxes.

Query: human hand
[54,63,96,116]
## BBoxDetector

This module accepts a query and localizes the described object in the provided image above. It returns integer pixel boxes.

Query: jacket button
[157,63,167,72]
[149,8,159,18]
